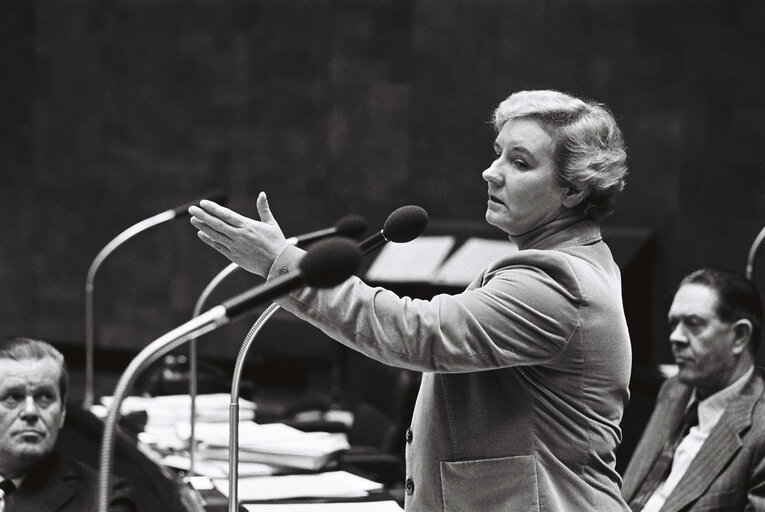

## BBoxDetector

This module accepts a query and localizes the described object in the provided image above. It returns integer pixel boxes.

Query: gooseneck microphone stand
[97,306,228,512]
[96,238,361,512]
[83,191,226,409]
[84,210,177,410]
[746,225,765,280]
[187,262,241,477]
[227,302,281,511]
[186,216,367,478]
[223,206,429,511]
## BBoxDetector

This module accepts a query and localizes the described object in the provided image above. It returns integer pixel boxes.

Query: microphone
[285,214,367,246]
[358,205,429,254]
[82,190,228,409]
[97,236,361,512]
[222,237,362,319]
[170,189,228,218]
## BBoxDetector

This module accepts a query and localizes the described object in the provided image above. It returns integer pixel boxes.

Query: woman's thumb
[256,191,276,224]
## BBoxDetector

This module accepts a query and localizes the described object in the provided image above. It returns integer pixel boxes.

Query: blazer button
[405,478,415,495]
[405,428,413,443]
[279,267,289,275]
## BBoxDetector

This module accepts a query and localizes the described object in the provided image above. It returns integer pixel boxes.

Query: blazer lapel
[12,453,77,512]
[660,374,763,512]
[622,381,692,501]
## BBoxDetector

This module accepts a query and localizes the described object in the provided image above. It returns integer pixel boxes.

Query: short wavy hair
[0,336,69,404]
[679,268,763,354]
[493,90,628,219]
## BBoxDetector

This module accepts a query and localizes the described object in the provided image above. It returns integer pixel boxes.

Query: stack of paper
[177,421,350,472]
[99,393,256,426]
[160,453,286,478]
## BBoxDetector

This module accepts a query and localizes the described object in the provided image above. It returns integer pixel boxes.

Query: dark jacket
[6,451,135,512]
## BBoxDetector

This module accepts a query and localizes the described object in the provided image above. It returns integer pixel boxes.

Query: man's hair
[492,89,628,219]
[679,268,763,354]
[0,336,69,404]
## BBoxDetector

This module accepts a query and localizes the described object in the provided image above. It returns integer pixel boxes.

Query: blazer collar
[509,214,600,251]
[660,371,764,512]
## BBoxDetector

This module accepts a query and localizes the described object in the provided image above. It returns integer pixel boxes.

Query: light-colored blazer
[272,216,632,511]
[621,371,765,511]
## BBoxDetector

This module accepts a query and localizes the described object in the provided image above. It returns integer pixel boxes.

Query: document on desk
[243,502,403,511]
[213,470,384,501]
[99,393,256,425]
[178,421,350,471]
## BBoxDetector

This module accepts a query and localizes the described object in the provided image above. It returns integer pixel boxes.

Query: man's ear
[562,186,587,209]
[731,319,753,354]
[59,405,66,429]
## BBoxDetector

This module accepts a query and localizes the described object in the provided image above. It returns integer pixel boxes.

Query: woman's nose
[482,161,502,185]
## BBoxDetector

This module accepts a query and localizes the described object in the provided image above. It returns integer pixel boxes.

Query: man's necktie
[0,479,16,512]
[628,400,699,511]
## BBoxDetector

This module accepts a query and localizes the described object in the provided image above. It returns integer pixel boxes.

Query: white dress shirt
[0,474,23,512]
[641,365,755,512]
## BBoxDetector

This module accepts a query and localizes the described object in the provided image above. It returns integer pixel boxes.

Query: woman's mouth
[488,194,504,206]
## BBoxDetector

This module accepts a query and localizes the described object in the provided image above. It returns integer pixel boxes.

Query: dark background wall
[2,0,765,391]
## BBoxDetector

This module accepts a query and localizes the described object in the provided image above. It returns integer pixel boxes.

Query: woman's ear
[562,186,587,208]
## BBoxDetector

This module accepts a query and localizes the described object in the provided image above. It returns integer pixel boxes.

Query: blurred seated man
[0,336,135,512]
[622,268,765,511]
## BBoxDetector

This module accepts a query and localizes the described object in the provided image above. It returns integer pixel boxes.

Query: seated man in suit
[0,336,135,512]
[622,268,765,511]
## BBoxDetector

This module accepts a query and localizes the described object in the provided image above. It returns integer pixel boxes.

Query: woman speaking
[189,89,632,511]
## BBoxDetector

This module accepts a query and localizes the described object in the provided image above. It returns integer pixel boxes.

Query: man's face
[667,283,739,395]
[0,358,65,476]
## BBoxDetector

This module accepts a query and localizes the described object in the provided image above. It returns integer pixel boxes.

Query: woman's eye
[513,159,528,169]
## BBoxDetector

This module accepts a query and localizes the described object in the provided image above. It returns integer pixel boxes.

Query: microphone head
[172,189,229,217]
[382,205,429,243]
[203,189,229,206]
[334,215,367,240]
[299,237,362,288]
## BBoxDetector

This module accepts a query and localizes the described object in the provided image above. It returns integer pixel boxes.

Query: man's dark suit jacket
[622,370,765,511]
[5,451,135,512]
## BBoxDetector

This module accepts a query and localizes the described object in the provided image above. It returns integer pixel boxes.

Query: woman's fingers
[187,192,286,277]
[189,216,233,246]
[195,200,251,229]
[197,230,232,257]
